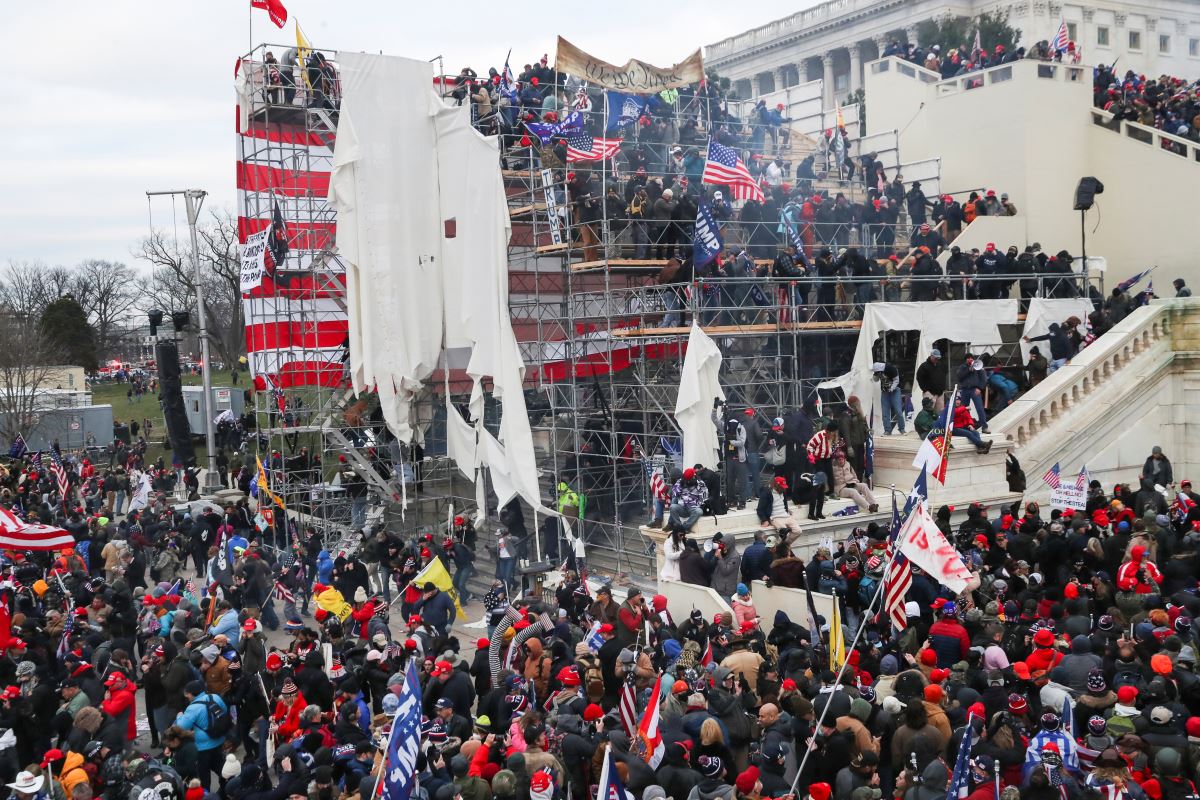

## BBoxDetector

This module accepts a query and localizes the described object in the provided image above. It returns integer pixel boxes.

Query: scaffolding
[233,40,1101,586]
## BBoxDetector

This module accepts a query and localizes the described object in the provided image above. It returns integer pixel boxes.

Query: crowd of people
[5,419,1200,800]
[1093,65,1200,144]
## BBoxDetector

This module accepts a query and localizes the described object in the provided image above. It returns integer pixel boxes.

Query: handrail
[1091,108,1200,163]
[987,301,1185,445]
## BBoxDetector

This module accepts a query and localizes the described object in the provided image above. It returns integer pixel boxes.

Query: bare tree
[0,312,66,447]
[0,260,59,319]
[73,259,139,358]
[134,209,245,366]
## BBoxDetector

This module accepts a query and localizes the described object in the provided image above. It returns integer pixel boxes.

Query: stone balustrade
[989,301,1180,447]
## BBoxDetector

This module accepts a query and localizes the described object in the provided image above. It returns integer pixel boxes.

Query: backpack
[579,657,604,703]
[857,574,879,607]
[200,696,232,737]
[724,420,741,453]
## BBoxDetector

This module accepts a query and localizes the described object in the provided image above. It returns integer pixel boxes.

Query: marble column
[751,73,764,98]
[775,66,790,92]
[905,25,920,47]
[849,43,863,94]
[822,52,836,108]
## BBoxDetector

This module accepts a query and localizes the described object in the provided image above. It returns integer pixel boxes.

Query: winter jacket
[928,618,970,667]
[175,692,228,751]
[710,545,742,599]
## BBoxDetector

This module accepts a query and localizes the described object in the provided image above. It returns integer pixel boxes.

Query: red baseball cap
[431,660,453,676]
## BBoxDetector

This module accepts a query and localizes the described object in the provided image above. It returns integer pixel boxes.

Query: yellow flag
[829,597,845,672]
[835,102,845,130]
[296,20,313,88]
[413,558,465,620]
[255,455,286,510]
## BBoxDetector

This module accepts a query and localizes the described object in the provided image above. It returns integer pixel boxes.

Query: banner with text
[239,228,271,292]
[1050,484,1087,511]
[555,36,704,95]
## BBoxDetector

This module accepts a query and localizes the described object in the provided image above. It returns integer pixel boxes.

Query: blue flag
[605,91,650,131]
[525,110,583,145]
[596,748,629,800]
[1061,694,1074,740]
[7,434,26,460]
[1116,267,1153,294]
[692,201,723,269]
[383,662,423,800]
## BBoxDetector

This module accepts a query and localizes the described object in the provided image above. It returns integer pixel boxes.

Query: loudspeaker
[155,339,197,468]
[1073,176,1104,211]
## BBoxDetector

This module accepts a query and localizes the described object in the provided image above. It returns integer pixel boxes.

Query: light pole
[146,188,221,493]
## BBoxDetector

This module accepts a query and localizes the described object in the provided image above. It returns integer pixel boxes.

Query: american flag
[1116,267,1153,294]
[701,139,764,202]
[618,673,638,737]
[1042,462,1062,489]
[30,451,42,469]
[565,132,622,163]
[48,449,70,505]
[56,607,74,660]
[1053,17,1070,52]
[946,713,978,798]
[1075,464,1089,490]
[274,580,295,603]
[882,467,927,631]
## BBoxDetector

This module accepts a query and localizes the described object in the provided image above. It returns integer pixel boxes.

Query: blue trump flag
[383,662,423,800]
[605,91,650,131]
[525,110,583,145]
[693,201,723,269]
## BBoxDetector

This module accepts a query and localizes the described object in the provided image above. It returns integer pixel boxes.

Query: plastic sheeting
[818,300,1019,431]
[331,52,546,513]
[330,53,444,444]
[675,323,725,469]
[1020,298,1093,363]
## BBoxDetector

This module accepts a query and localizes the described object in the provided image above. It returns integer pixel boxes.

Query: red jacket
[272,693,307,741]
[1025,645,1063,674]
[952,405,976,429]
[618,602,648,635]
[350,599,378,639]
[101,685,138,741]
[1116,546,1162,593]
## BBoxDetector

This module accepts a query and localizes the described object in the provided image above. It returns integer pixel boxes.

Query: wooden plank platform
[610,320,863,337]
[572,258,665,273]
[535,242,569,254]
[508,202,547,217]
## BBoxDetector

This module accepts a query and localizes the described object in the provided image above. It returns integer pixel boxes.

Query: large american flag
[57,607,74,660]
[565,132,623,163]
[618,673,638,737]
[946,713,978,798]
[1052,17,1070,52]
[1075,464,1089,490]
[701,139,764,202]
[1042,462,1062,489]
[883,467,927,631]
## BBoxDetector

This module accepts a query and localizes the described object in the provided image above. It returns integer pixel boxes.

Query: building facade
[706,0,1200,108]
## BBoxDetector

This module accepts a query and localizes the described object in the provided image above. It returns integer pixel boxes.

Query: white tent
[1020,298,1093,362]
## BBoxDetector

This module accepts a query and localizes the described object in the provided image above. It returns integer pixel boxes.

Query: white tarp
[444,400,479,482]
[330,53,445,444]
[675,323,724,469]
[1020,298,1093,363]
[818,300,1019,431]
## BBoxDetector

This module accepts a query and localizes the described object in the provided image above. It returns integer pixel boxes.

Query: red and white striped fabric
[649,470,669,502]
[882,548,912,631]
[237,106,346,389]
[0,506,75,551]
[618,674,638,737]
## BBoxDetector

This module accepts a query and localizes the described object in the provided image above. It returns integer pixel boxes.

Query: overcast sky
[1,1,809,269]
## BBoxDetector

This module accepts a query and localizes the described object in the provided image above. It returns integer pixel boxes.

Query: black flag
[268,198,290,274]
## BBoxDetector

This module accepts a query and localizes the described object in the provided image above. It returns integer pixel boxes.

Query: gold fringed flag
[412,558,465,620]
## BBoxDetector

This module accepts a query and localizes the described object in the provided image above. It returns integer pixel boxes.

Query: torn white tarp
[1020,298,1092,363]
[817,300,1019,431]
[676,323,725,469]
[329,53,445,443]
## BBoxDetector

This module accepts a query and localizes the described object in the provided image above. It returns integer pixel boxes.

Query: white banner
[1050,484,1087,511]
[239,228,271,292]
[897,502,972,593]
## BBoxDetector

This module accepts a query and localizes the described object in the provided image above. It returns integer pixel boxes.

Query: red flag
[251,0,288,28]
[0,594,11,653]
[636,676,666,768]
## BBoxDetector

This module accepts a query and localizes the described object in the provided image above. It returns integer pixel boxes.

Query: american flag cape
[1042,462,1062,489]
[701,139,764,202]
[565,132,623,163]
[946,714,978,798]
[618,672,638,737]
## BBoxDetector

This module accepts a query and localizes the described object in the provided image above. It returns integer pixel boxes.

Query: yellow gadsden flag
[413,558,465,620]
[296,21,313,87]
[829,597,846,672]
[255,455,286,510]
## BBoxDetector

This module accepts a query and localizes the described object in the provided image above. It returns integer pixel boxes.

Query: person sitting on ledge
[668,467,708,533]
[951,394,993,454]
[756,476,803,539]
[832,450,880,513]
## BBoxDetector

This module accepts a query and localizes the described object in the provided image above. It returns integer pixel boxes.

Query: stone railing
[1091,108,1200,166]
[988,301,1179,447]
[706,0,893,59]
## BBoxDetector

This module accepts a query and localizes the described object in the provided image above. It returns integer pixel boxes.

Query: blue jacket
[740,541,773,583]
[317,551,335,584]
[417,590,456,634]
[346,691,371,735]
[208,609,241,648]
[176,692,228,751]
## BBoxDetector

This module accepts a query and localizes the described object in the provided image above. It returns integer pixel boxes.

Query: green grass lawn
[90,376,205,464]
